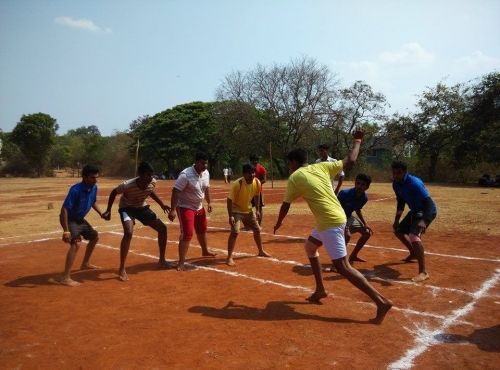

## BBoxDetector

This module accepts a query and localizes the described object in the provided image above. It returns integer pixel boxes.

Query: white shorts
[311,225,347,260]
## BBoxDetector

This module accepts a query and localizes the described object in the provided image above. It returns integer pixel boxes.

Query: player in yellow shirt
[274,129,392,324]
[226,164,272,266]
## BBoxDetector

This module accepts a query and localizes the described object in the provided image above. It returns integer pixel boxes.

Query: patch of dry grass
[1,178,499,239]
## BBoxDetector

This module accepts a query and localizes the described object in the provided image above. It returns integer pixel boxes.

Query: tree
[11,113,58,176]
[217,57,339,176]
[130,102,223,174]
[453,72,500,165]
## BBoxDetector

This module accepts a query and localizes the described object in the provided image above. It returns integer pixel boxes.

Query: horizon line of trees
[1,57,498,183]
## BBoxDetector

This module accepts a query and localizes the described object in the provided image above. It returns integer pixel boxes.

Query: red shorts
[177,207,208,241]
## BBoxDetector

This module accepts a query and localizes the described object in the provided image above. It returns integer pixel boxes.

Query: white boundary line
[0,234,478,324]
[388,269,500,370]
[94,240,474,325]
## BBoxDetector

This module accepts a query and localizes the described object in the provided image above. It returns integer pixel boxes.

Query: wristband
[63,231,70,235]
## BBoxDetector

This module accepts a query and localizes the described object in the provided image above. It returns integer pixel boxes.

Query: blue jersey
[392,173,436,214]
[337,187,368,217]
[63,182,97,220]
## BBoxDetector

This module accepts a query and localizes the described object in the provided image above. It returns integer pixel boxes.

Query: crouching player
[59,164,106,286]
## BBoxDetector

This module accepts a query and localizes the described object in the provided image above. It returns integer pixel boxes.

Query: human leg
[304,236,327,303]
[410,238,428,282]
[60,241,81,286]
[226,232,238,266]
[118,219,134,281]
[81,237,99,269]
[80,224,99,269]
[243,212,270,257]
[333,257,393,323]
[194,208,216,257]
[349,230,371,264]
[149,219,173,268]
[395,213,417,261]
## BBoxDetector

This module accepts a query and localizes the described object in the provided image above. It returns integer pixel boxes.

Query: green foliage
[10,113,58,176]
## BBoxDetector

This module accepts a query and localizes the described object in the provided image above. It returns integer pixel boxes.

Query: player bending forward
[274,129,392,324]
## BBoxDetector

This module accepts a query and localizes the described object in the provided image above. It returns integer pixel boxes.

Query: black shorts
[119,205,158,225]
[68,218,98,241]
[397,211,436,235]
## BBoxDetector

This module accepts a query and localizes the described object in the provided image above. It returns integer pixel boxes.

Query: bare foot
[202,251,217,257]
[226,258,236,266]
[323,265,337,273]
[370,300,393,324]
[118,270,128,281]
[402,255,417,263]
[59,277,81,287]
[177,263,186,271]
[258,251,272,258]
[158,260,175,269]
[306,291,328,304]
[412,272,429,282]
[349,256,366,263]
[80,263,100,270]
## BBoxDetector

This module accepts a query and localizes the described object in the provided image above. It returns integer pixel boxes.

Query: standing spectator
[316,144,345,195]
[392,160,437,282]
[102,161,172,281]
[168,151,217,270]
[58,164,106,286]
[226,164,271,266]
[249,154,267,225]
[227,167,233,183]
[274,129,392,324]
[223,167,229,184]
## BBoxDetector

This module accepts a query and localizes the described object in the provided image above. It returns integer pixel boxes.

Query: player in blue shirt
[58,164,106,286]
[392,160,437,282]
[324,173,373,272]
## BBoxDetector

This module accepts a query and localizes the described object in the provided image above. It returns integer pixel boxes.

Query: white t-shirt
[315,156,345,191]
[174,166,210,211]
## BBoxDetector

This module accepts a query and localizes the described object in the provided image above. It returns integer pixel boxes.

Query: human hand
[207,204,213,213]
[168,209,176,222]
[229,216,235,226]
[62,231,71,243]
[102,210,111,221]
[352,127,365,140]
[417,220,427,234]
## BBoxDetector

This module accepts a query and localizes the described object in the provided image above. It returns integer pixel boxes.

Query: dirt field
[1,177,499,369]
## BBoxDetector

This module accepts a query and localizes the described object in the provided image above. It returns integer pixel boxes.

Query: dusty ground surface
[0,177,499,369]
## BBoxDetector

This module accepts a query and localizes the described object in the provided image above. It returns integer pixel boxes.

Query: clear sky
[1,0,499,136]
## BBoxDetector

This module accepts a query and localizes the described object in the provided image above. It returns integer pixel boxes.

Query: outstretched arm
[101,188,118,220]
[150,191,170,213]
[273,202,291,234]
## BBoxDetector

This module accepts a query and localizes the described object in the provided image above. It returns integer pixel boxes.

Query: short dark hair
[242,163,255,174]
[355,173,372,185]
[318,144,329,150]
[138,161,154,175]
[82,164,99,177]
[286,148,307,165]
[249,154,259,162]
[391,160,407,172]
[195,151,209,161]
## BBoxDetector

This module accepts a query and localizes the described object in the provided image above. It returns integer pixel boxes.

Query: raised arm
[341,128,365,171]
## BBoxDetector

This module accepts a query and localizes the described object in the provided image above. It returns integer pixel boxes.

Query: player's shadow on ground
[189,300,369,324]
[4,268,117,288]
[4,262,174,287]
[434,325,500,352]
